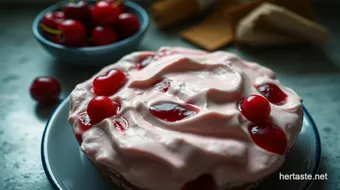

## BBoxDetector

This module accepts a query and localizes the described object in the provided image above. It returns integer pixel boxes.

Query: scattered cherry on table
[30,76,61,104]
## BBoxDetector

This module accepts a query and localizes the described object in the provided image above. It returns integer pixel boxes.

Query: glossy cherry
[30,76,61,104]
[248,124,287,155]
[93,69,127,96]
[181,174,217,190]
[154,79,171,93]
[77,112,92,131]
[92,26,118,46]
[58,19,86,46]
[64,1,91,24]
[256,83,287,105]
[87,96,119,124]
[112,116,129,132]
[149,102,198,122]
[42,11,65,30]
[118,13,140,38]
[104,0,125,13]
[239,94,271,124]
[92,1,120,26]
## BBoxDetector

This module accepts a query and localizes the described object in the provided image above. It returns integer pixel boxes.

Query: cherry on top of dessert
[93,69,127,96]
[248,124,287,155]
[30,76,61,104]
[239,94,271,124]
[256,83,287,105]
[87,96,119,124]
[149,102,199,122]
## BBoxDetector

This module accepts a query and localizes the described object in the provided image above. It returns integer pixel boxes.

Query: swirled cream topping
[68,47,303,190]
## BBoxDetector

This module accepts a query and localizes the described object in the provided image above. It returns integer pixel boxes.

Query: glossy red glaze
[93,69,127,96]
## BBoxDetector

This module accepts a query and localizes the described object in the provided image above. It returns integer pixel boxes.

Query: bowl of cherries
[32,0,149,66]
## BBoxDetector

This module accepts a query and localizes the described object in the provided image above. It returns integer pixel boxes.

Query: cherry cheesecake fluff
[68,47,303,190]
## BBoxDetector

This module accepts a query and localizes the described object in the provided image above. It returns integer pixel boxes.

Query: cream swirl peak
[68,47,303,190]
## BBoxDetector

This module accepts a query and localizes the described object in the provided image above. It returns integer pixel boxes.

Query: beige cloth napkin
[236,3,329,46]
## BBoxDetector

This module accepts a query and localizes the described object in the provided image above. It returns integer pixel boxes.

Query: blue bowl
[32,1,149,66]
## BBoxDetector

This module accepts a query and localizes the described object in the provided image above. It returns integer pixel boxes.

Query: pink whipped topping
[68,47,303,190]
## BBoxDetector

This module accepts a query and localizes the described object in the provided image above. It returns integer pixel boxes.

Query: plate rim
[41,96,322,190]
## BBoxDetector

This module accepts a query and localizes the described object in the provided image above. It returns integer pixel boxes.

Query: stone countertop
[0,2,339,190]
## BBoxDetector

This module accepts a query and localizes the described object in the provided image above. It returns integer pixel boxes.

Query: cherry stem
[114,0,124,7]
[39,24,62,35]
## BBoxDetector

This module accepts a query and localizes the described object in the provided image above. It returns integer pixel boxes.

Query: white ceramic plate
[41,97,321,190]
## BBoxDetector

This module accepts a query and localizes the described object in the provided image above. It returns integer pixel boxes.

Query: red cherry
[112,116,129,132]
[248,124,287,155]
[42,11,65,30]
[118,13,140,38]
[87,96,119,124]
[256,83,287,105]
[154,79,171,93]
[104,0,125,13]
[92,26,118,46]
[182,174,217,190]
[64,1,91,24]
[77,112,92,131]
[92,1,120,26]
[149,102,198,122]
[239,95,271,124]
[93,69,127,96]
[30,76,61,104]
[58,19,86,47]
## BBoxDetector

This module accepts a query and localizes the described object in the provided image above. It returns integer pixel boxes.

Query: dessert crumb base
[88,158,261,190]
